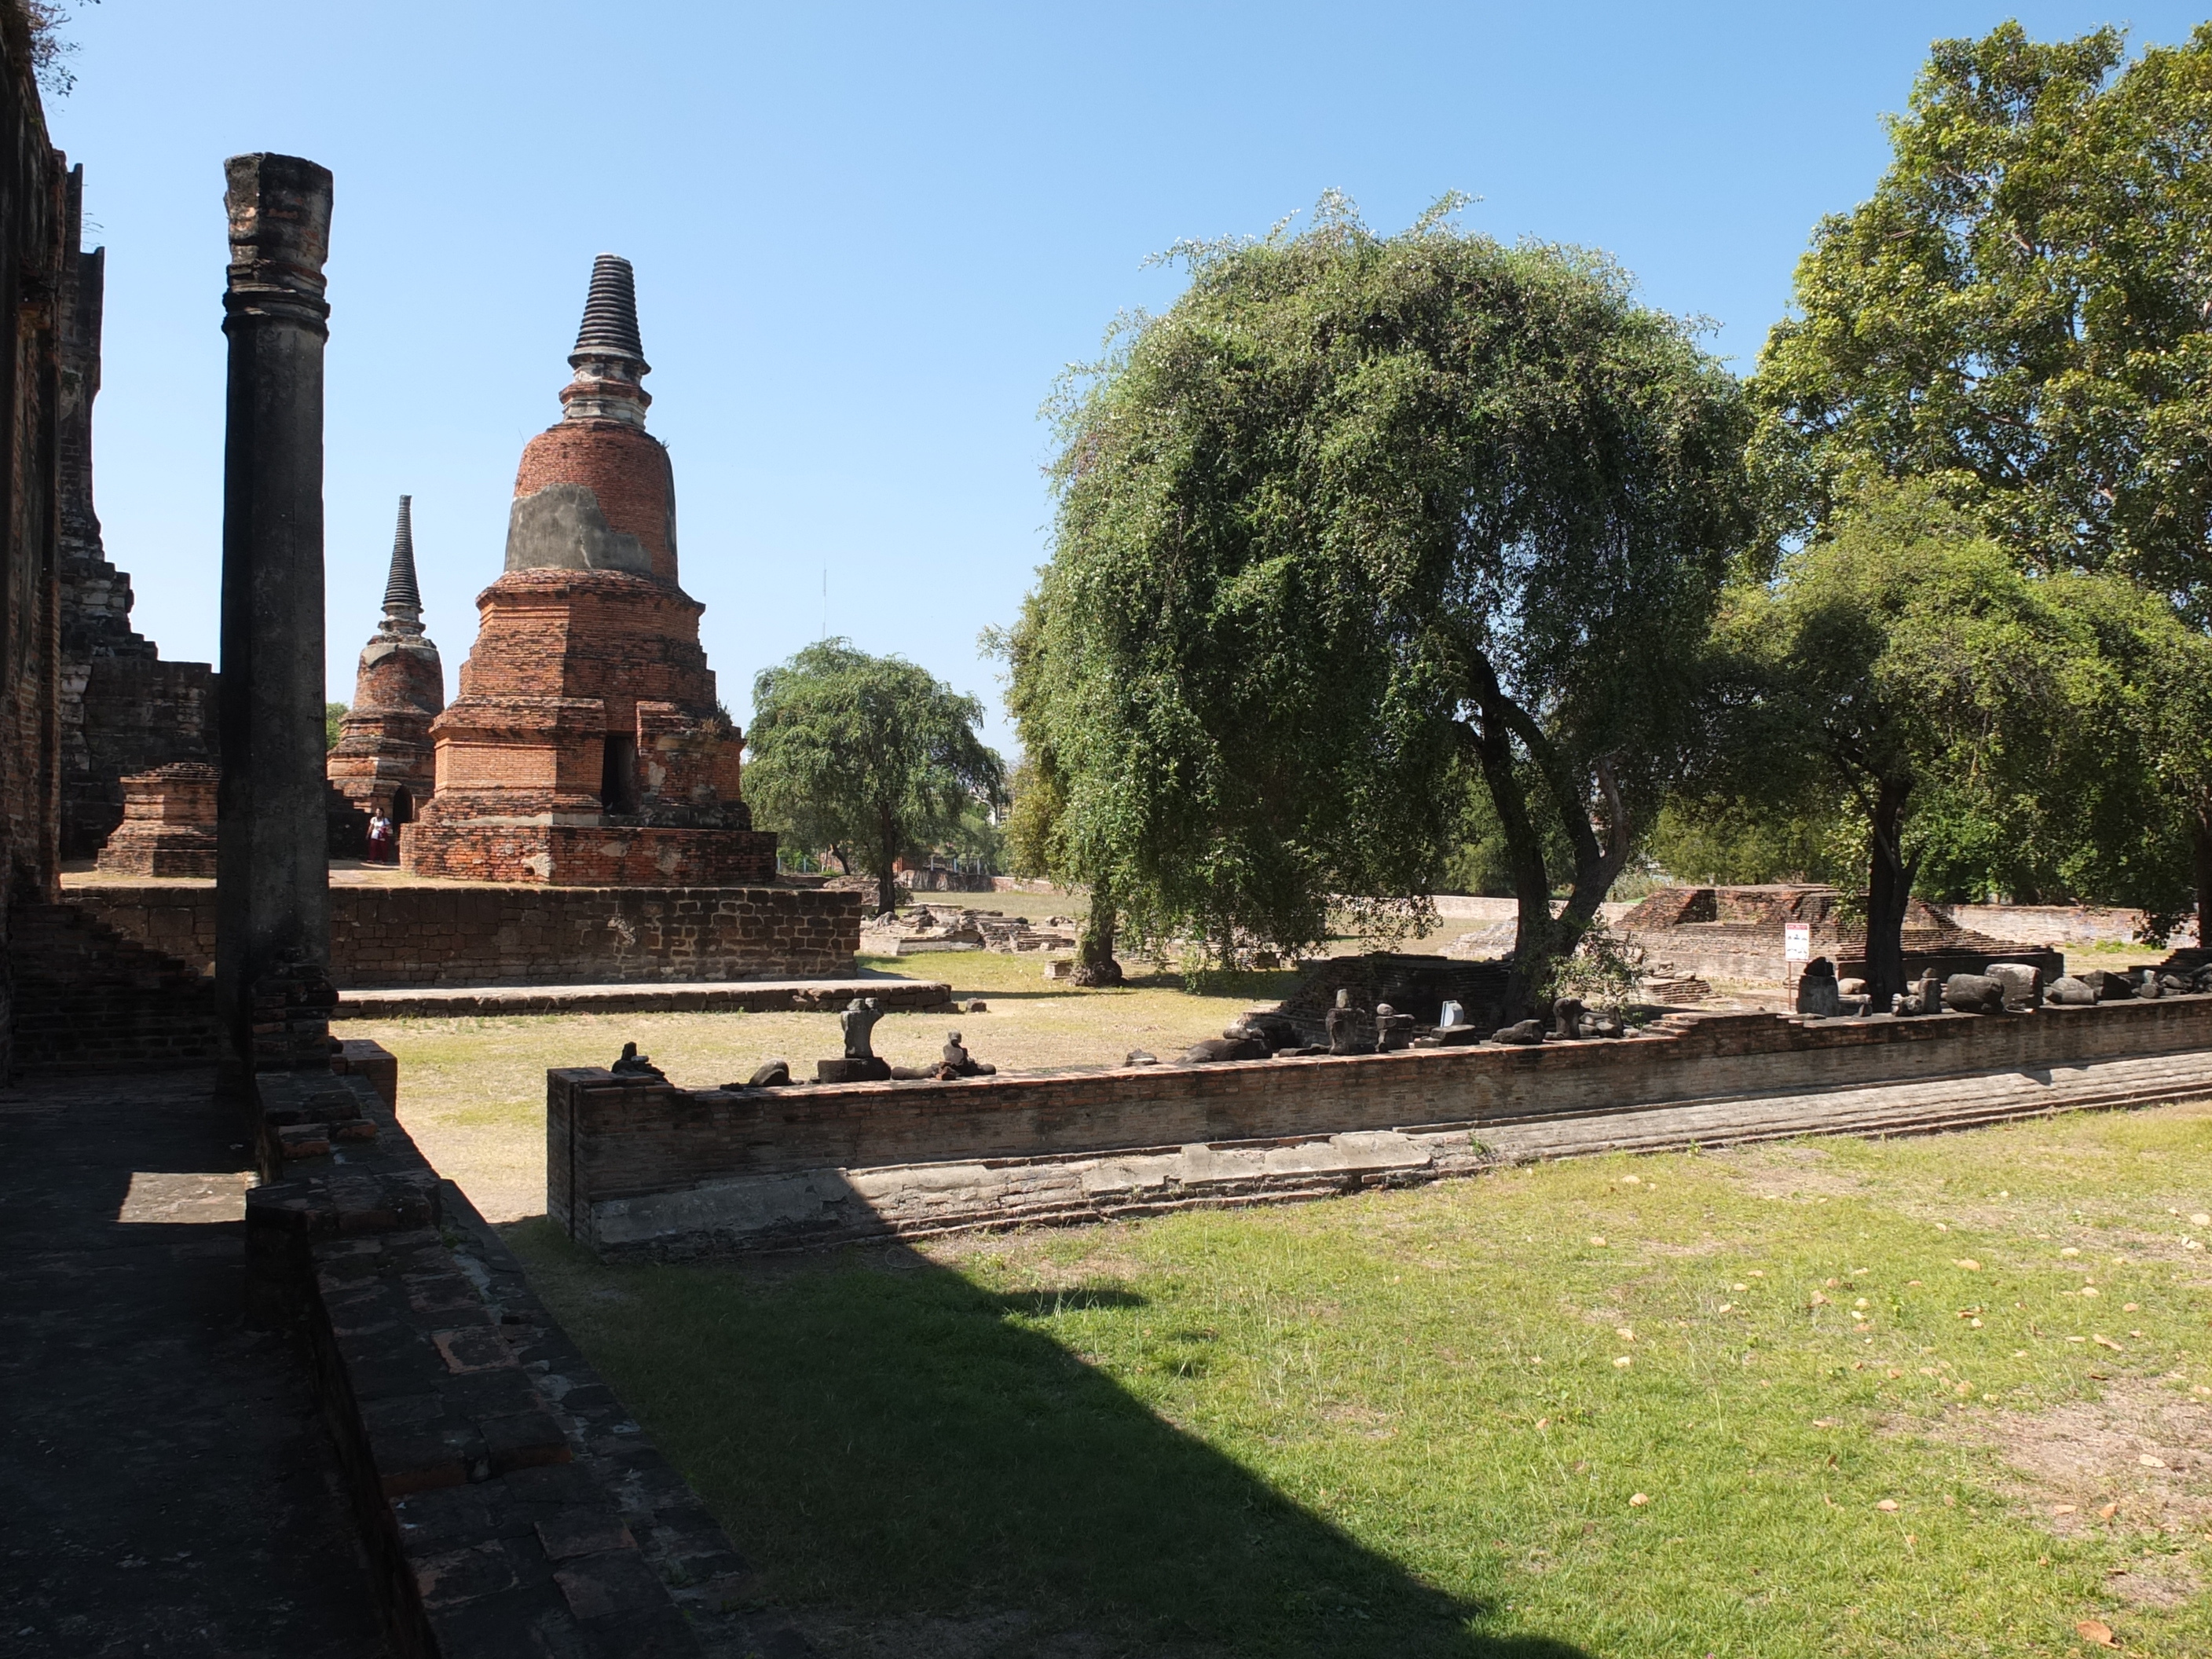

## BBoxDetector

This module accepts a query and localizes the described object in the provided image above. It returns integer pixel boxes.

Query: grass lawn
[507,1104,2212,1658]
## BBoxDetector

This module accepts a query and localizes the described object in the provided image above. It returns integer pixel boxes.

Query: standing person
[366,811,394,865]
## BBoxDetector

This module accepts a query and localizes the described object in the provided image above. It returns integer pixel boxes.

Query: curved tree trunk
[1463,716,1552,1020]
[1862,778,1916,1008]
[1551,757,1634,961]
[1463,656,1635,1022]
[1070,878,1123,987]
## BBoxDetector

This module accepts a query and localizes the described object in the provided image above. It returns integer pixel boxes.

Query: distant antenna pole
[822,567,827,639]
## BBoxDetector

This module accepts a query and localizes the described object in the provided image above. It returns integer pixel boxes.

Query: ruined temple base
[92,825,218,878]
[401,820,777,885]
[68,879,862,988]
[92,761,219,878]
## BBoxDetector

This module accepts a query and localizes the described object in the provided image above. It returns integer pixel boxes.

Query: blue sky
[46,2,2212,757]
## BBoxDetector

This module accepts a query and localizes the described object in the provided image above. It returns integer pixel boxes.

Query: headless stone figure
[611,1041,665,1080]
[1326,987,1374,1055]
[937,1030,996,1079]
[840,997,885,1059]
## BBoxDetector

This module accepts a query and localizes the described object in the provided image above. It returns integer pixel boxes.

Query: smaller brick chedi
[327,495,444,840]
[403,256,775,884]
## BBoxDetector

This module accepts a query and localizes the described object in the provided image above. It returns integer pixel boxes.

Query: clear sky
[45,2,2212,757]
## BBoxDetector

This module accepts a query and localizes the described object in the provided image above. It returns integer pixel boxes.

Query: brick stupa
[327,495,443,840]
[403,256,775,884]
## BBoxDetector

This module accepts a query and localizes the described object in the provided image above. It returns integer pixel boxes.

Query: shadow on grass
[508,1223,1591,1659]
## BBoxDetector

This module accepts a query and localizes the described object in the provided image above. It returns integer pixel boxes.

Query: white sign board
[1784,922,1811,964]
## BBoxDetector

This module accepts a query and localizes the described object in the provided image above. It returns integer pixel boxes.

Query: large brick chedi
[325,494,441,851]
[405,255,774,884]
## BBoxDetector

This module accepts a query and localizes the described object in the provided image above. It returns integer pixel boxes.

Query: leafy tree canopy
[1690,485,2204,995]
[1755,21,2212,607]
[746,640,1005,916]
[1013,192,1752,1008]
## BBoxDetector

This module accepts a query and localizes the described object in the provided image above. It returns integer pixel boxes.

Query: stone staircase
[5,901,222,1072]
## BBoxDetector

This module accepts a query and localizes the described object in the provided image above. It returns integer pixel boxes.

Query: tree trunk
[1863,778,1916,1008]
[1071,877,1123,987]
[1551,758,1633,960]
[1463,715,1552,1020]
[874,814,902,918]
[2193,804,2212,957]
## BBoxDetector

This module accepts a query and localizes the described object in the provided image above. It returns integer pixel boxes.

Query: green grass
[509,1101,2212,1657]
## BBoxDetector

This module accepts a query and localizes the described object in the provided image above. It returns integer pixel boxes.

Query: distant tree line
[997,22,2212,1012]
[745,640,1004,917]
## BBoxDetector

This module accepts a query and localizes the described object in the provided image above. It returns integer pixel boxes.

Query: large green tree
[1752,21,2212,934]
[1756,22,2212,595]
[1690,485,2209,997]
[1012,195,1753,1011]
[747,640,1005,917]
[1697,492,2084,1002]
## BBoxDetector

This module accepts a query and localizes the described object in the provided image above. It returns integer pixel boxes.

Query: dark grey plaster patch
[504,482,654,577]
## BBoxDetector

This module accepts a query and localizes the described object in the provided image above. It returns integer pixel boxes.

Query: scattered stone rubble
[1616,883,2062,986]
[859,903,1078,958]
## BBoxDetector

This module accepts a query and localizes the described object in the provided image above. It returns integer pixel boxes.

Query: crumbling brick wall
[0,18,65,1080]
[53,162,216,859]
[70,881,861,988]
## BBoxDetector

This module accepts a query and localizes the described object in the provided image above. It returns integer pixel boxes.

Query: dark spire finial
[560,254,652,423]
[571,254,646,368]
[380,494,423,632]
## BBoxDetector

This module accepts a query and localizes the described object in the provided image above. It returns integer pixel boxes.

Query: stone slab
[0,1066,386,1652]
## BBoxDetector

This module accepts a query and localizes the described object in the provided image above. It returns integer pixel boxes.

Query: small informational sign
[1784,922,1811,964]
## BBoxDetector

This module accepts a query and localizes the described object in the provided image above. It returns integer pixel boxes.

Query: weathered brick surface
[247,1035,807,1655]
[512,419,677,579]
[0,66,65,1082]
[3,902,220,1074]
[93,760,218,877]
[548,994,2212,1258]
[408,271,767,885]
[70,881,862,987]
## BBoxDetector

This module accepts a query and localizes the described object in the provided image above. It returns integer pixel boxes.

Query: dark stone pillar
[214,155,333,1053]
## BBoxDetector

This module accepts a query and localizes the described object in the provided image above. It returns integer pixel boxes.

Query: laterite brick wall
[548,995,2212,1258]
[71,881,860,987]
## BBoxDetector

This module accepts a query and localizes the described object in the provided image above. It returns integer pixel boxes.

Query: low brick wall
[68,881,862,988]
[247,1046,803,1654]
[549,994,2212,1258]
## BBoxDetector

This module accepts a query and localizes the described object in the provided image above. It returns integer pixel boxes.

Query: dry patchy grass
[359,961,1298,1222]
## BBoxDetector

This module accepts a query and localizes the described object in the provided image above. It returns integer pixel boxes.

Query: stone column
[214,154,333,1050]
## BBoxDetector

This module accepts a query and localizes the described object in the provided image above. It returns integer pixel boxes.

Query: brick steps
[5,900,221,1070]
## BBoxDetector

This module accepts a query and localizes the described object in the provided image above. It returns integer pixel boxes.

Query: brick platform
[68,880,862,988]
[91,760,219,877]
[333,975,950,1020]
[404,815,776,886]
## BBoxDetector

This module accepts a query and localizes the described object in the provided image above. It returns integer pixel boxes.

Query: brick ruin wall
[550,993,2212,1258]
[70,881,861,987]
[402,821,777,887]
[0,50,64,1082]
[53,164,216,861]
